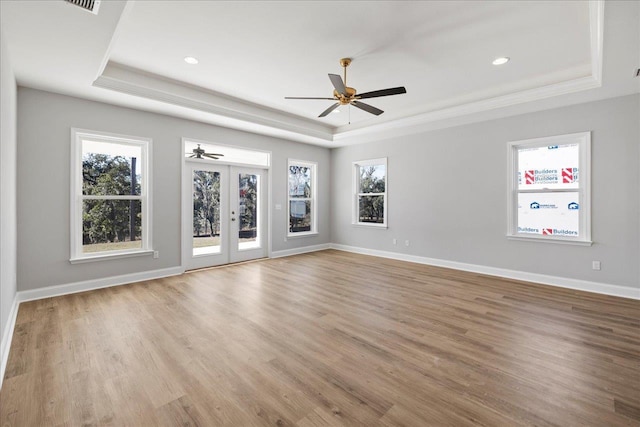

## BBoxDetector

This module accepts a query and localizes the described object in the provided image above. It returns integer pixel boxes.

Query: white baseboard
[0,242,636,391]
[0,295,19,389]
[17,266,185,303]
[331,244,640,300]
[271,243,331,259]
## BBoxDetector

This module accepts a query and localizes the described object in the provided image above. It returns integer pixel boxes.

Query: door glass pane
[517,192,580,237]
[83,199,142,253]
[239,173,259,250]
[193,170,221,256]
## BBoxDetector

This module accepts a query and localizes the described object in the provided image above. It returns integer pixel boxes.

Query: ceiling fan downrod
[340,57,351,87]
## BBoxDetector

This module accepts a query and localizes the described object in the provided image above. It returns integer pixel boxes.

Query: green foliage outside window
[239,174,258,237]
[358,165,385,223]
[82,154,141,246]
[193,171,220,237]
[288,165,312,232]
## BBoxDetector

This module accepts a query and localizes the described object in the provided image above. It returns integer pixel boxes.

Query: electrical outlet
[592,261,601,270]
[405,240,410,247]
[153,251,159,259]
[393,238,397,245]
[275,204,282,210]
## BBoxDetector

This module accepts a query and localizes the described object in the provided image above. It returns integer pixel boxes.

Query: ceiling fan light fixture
[184,56,199,65]
[492,57,510,65]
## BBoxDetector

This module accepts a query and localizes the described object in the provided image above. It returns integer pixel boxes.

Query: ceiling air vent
[64,0,101,15]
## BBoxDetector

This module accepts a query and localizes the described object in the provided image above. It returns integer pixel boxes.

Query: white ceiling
[1,1,638,147]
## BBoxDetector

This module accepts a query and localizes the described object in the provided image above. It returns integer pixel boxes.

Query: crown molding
[94,62,336,145]
[332,75,601,144]
[589,0,604,85]
[334,1,605,144]
[94,1,605,147]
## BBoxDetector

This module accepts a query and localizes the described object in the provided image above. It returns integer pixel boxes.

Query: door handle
[231,218,236,221]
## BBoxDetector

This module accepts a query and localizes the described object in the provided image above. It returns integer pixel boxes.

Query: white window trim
[507,132,591,246]
[287,159,318,237]
[353,157,388,228]
[70,128,153,263]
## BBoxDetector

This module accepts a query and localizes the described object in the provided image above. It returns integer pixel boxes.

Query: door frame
[181,138,272,271]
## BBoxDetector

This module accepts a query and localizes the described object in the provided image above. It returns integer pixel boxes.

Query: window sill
[287,232,319,239]
[352,223,388,229]
[70,249,154,264]
[507,235,592,246]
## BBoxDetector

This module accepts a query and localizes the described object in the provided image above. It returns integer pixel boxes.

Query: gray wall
[1,32,18,361]
[331,94,640,289]
[17,88,331,291]
[13,88,640,293]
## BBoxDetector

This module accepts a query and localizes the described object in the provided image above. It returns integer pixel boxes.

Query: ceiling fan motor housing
[334,87,357,105]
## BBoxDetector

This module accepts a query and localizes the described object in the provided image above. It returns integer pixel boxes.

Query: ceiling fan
[187,144,224,160]
[285,58,407,118]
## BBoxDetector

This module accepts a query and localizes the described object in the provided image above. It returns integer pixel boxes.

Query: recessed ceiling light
[492,57,510,66]
[184,56,199,65]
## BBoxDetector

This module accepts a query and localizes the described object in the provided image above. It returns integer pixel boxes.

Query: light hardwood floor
[1,250,639,426]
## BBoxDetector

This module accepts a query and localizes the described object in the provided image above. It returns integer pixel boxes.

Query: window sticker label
[517,192,579,237]
[518,144,579,190]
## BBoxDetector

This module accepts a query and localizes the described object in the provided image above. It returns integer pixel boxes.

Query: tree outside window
[71,129,151,261]
[353,158,387,227]
[288,160,317,236]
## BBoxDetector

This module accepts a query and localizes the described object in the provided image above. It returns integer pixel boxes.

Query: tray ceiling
[1,1,638,146]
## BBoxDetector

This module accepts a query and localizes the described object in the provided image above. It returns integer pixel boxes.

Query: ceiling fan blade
[285,97,336,100]
[318,103,340,118]
[356,86,407,100]
[188,154,196,158]
[352,100,384,116]
[328,74,346,95]
[203,154,219,160]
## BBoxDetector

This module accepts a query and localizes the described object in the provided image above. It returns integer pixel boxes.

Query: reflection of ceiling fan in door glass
[187,144,224,160]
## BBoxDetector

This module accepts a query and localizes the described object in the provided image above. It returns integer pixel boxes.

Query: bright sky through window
[83,140,141,158]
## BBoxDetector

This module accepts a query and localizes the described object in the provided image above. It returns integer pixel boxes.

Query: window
[288,159,317,236]
[353,158,387,227]
[507,132,591,245]
[71,129,152,262]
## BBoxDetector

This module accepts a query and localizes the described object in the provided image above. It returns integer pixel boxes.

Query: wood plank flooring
[1,250,639,426]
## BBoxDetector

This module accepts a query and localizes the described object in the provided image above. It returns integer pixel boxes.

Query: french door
[183,163,267,270]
